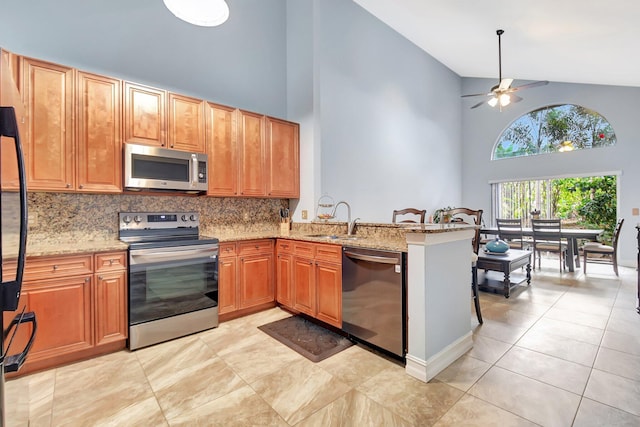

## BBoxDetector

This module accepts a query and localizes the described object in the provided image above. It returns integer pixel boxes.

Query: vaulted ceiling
[354,0,640,87]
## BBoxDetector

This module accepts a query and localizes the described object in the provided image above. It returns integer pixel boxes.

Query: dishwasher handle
[343,250,399,265]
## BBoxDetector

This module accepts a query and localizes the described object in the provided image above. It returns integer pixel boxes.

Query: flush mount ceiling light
[163,0,229,27]
[462,29,548,111]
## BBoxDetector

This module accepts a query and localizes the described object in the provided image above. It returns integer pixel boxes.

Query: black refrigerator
[0,106,37,426]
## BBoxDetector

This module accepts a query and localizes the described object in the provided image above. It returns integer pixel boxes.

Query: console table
[477,249,532,298]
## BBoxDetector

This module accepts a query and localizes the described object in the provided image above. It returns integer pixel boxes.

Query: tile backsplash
[28,192,288,242]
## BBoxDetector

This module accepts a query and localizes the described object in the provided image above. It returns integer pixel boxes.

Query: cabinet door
[206,103,238,196]
[276,252,293,309]
[218,255,238,315]
[76,72,122,192]
[238,253,274,309]
[23,57,74,191]
[124,82,166,147]
[238,110,265,196]
[168,93,205,152]
[266,117,299,198]
[1,49,26,190]
[315,261,342,328]
[94,270,127,346]
[25,275,93,361]
[293,256,315,316]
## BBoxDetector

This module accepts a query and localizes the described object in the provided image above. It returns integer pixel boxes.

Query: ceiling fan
[462,29,549,110]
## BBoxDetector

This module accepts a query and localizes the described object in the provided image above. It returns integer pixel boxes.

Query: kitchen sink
[305,234,362,240]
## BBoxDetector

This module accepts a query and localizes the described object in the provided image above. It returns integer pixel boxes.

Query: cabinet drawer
[23,254,93,281]
[276,239,294,254]
[293,241,314,259]
[219,242,237,258]
[315,243,342,263]
[95,252,127,272]
[238,239,273,256]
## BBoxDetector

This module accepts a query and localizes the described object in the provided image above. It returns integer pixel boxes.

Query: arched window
[493,104,616,159]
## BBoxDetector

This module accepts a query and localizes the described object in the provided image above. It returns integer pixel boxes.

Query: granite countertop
[21,223,476,258]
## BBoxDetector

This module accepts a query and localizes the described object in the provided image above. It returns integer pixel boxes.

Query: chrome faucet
[331,201,359,235]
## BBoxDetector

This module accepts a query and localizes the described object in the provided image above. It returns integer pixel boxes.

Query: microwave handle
[192,155,199,186]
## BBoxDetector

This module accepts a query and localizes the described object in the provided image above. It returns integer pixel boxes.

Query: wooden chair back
[442,208,483,254]
[392,208,426,224]
[532,218,566,270]
[496,218,526,249]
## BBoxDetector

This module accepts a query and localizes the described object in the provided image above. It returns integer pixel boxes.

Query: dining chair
[531,219,567,272]
[582,218,624,276]
[392,208,426,224]
[496,218,529,250]
[442,208,483,324]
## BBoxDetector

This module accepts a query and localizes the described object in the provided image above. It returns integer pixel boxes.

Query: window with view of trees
[493,104,616,159]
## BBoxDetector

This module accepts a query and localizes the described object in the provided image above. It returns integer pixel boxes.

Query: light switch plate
[633,208,639,216]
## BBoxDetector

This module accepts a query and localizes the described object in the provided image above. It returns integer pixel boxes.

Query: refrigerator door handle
[2,310,37,373]
[0,106,28,312]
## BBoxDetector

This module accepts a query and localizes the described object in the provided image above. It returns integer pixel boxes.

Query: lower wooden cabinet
[277,239,342,328]
[218,239,275,319]
[7,251,128,377]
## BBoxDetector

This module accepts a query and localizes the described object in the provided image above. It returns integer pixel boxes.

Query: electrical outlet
[243,212,249,221]
[28,212,38,227]
[633,208,639,216]
[301,210,308,220]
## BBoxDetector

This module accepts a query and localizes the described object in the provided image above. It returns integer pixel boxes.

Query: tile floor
[5,257,640,426]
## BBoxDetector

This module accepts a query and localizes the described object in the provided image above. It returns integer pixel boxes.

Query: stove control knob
[122,215,132,224]
[133,215,143,224]
[181,215,188,222]
[190,214,197,221]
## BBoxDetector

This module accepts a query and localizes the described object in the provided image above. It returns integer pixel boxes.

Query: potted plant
[433,206,454,223]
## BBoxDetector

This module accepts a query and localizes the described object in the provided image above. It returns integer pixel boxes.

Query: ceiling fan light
[487,97,499,107]
[499,94,511,107]
[163,0,229,27]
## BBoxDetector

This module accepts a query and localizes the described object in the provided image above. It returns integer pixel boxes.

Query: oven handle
[343,251,399,265]
[130,246,218,264]
[192,155,199,187]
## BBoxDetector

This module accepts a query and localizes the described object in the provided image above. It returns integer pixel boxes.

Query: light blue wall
[313,0,463,223]
[461,77,640,265]
[0,0,288,116]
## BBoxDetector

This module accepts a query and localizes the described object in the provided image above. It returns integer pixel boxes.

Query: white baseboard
[405,332,473,382]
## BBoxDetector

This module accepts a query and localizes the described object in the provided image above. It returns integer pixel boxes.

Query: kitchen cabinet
[168,92,205,152]
[76,71,122,192]
[288,240,342,328]
[206,103,238,196]
[218,239,275,320]
[5,251,128,377]
[238,110,266,196]
[22,57,74,191]
[124,82,167,147]
[275,240,294,308]
[218,242,238,315]
[1,49,27,190]
[266,117,299,198]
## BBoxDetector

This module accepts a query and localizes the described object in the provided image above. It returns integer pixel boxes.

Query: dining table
[481,226,604,272]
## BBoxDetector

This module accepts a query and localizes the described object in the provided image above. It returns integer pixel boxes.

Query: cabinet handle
[52,265,58,270]
[98,275,103,280]
[85,277,90,282]
[109,259,114,265]
[79,184,84,189]
[65,183,71,188]
[255,245,259,249]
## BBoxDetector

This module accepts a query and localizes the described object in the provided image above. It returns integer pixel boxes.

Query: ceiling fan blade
[511,94,523,103]
[470,100,488,109]
[498,78,513,91]
[461,91,493,98]
[510,80,549,92]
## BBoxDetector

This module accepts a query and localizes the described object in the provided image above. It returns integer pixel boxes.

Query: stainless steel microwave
[124,143,208,193]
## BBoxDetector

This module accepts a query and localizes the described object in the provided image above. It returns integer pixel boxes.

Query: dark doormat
[258,316,353,362]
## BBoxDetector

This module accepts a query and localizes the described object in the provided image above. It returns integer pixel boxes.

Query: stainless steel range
[119,212,219,350]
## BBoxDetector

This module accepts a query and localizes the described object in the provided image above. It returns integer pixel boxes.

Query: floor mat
[258,315,353,362]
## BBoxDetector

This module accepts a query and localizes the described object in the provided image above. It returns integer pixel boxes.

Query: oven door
[129,243,218,327]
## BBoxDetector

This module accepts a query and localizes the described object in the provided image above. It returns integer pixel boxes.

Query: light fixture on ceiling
[163,0,229,27]
[558,140,575,152]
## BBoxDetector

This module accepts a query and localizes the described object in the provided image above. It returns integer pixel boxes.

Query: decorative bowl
[485,237,509,253]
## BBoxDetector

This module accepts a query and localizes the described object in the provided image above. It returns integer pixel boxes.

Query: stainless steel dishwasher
[342,246,406,359]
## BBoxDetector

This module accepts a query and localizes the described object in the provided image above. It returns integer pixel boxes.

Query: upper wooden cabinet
[76,72,122,192]
[1,49,27,190]
[124,82,166,147]
[168,93,205,152]
[266,117,299,198]
[206,103,237,196]
[22,57,74,191]
[238,110,266,197]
